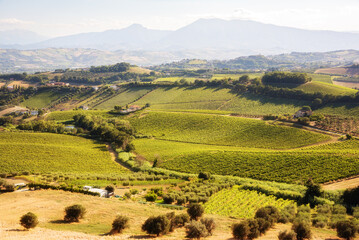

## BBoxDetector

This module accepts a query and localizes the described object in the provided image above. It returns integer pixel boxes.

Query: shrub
[142,215,170,236]
[200,218,215,236]
[163,194,176,204]
[64,204,86,222]
[177,196,186,205]
[20,212,39,230]
[336,220,357,240]
[247,218,260,239]
[292,221,311,240]
[198,172,211,180]
[105,185,115,193]
[144,191,157,202]
[232,222,249,240]
[278,230,297,240]
[187,203,204,220]
[185,220,209,239]
[111,215,129,234]
[130,189,138,195]
[255,206,280,225]
[353,207,359,219]
[333,204,347,215]
[256,217,271,234]
[173,213,190,227]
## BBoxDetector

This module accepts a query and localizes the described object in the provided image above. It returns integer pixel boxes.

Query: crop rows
[0,132,128,174]
[204,186,295,218]
[130,111,329,149]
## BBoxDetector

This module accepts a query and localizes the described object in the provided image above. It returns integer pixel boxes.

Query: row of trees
[73,114,135,151]
[261,72,311,85]
[89,62,131,73]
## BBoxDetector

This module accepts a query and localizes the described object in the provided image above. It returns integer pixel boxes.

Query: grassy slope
[21,91,65,108]
[95,86,153,109]
[130,111,329,149]
[0,131,128,174]
[46,109,111,121]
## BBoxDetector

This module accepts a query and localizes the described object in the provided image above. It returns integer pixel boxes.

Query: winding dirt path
[322,175,359,190]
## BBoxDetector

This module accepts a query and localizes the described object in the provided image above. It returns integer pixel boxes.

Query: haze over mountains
[3,18,359,53]
[2,18,359,73]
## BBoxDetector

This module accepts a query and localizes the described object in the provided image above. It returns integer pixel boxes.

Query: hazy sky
[1,0,359,37]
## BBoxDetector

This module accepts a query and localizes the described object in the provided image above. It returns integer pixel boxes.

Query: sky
[1,0,359,37]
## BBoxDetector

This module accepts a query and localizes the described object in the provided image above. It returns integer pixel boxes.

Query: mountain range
[2,18,359,54]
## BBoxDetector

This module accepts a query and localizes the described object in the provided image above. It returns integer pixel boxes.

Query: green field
[156,139,359,183]
[154,77,198,83]
[0,131,128,174]
[211,73,263,80]
[308,73,333,84]
[130,111,329,149]
[95,86,153,109]
[205,186,295,218]
[46,109,111,121]
[21,90,66,108]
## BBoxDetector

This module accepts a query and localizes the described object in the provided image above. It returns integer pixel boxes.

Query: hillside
[315,65,359,76]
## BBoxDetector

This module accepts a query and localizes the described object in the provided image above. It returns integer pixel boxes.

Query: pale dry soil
[0,190,345,239]
[322,175,359,190]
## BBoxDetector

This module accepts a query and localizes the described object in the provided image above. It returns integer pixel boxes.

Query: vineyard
[0,132,128,174]
[204,186,295,218]
[21,89,69,108]
[95,86,153,109]
[46,109,111,121]
[130,111,330,149]
[158,139,359,183]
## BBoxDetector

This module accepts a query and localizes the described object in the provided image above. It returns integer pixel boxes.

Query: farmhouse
[83,186,110,198]
[294,109,312,118]
[79,105,89,110]
[120,105,141,113]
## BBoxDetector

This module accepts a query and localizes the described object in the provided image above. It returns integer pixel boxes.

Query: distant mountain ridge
[3,18,359,53]
[1,48,359,73]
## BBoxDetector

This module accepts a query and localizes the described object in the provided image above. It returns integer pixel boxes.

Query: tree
[292,221,311,240]
[336,220,357,240]
[144,191,157,202]
[185,220,209,239]
[111,215,129,235]
[142,215,170,236]
[20,212,39,230]
[187,203,204,220]
[232,222,249,240]
[278,230,297,240]
[173,213,190,227]
[303,178,322,207]
[105,185,115,193]
[64,204,86,222]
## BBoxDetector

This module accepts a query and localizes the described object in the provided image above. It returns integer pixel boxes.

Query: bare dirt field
[0,106,28,117]
[8,81,31,88]
[333,80,359,89]
[322,175,359,190]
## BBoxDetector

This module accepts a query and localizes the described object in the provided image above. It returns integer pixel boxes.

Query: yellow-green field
[0,131,128,174]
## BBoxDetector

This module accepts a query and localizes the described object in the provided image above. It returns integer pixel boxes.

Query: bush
[256,217,271,234]
[198,172,211,180]
[292,221,311,240]
[130,189,138,195]
[177,196,186,205]
[185,220,209,239]
[111,215,129,234]
[187,203,204,220]
[173,213,190,227]
[247,218,260,239]
[232,222,249,240]
[144,191,157,202]
[142,215,170,236]
[353,207,359,219]
[20,212,39,230]
[255,206,280,225]
[163,194,176,204]
[336,220,357,240]
[278,230,297,240]
[200,218,216,236]
[64,204,86,222]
